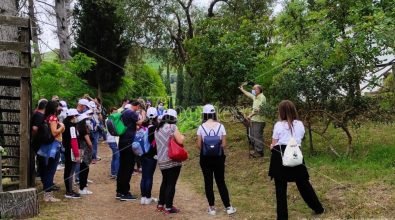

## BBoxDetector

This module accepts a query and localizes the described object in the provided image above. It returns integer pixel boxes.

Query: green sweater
[246,93,266,122]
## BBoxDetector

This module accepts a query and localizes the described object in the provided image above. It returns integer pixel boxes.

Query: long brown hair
[278,100,299,133]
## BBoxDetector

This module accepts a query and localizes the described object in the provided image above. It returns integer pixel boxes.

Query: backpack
[201,124,223,157]
[37,120,55,145]
[280,127,303,167]
[132,127,150,156]
[106,112,127,136]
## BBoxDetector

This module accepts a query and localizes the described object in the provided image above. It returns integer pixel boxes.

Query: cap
[37,98,48,106]
[124,104,132,109]
[164,109,177,118]
[202,104,216,114]
[78,99,90,107]
[59,100,67,108]
[147,107,158,119]
[89,101,97,109]
[66,108,79,116]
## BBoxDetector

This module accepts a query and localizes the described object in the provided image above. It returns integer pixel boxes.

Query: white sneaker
[79,187,93,195]
[140,197,147,205]
[44,192,61,202]
[144,197,157,205]
[56,164,65,171]
[207,206,216,215]
[87,179,94,183]
[226,206,236,215]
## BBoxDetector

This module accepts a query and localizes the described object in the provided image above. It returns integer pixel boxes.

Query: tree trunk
[307,119,314,155]
[341,125,353,156]
[28,0,41,67]
[176,65,184,106]
[55,0,71,61]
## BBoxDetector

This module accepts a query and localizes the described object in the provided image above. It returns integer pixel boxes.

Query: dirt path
[38,142,231,220]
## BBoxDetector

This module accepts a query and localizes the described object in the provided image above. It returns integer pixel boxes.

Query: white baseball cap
[37,98,48,106]
[147,107,158,118]
[66,108,79,117]
[203,104,216,114]
[89,101,97,109]
[124,104,132,109]
[78,98,90,107]
[60,100,67,108]
[164,109,177,118]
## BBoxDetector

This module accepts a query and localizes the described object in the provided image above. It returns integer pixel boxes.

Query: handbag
[168,136,188,162]
[280,126,303,167]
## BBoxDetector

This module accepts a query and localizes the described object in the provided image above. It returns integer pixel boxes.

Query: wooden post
[0,154,3,192]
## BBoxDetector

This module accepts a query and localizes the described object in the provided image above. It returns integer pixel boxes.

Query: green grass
[181,119,395,219]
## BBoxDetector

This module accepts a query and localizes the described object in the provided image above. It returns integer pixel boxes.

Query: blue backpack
[201,124,223,157]
[132,127,150,156]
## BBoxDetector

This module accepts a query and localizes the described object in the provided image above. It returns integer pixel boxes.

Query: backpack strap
[200,124,209,136]
[215,124,222,136]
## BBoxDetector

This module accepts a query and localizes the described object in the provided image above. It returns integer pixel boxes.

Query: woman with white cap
[154,109,185,214]
[62,108,81,199]
[140,107,159,205]
[76,111,94,195]
[197,104,236,216]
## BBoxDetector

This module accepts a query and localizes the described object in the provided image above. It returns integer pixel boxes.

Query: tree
[74,0,130,98]
[28,0,42,66]
[55,0,72,61]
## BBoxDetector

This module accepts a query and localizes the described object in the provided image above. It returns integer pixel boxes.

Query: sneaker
[44,192,61,202]
[144,197,157,205]
[97,156,102,161]
[226,206,237,215]
[207,206,216,215]
[79,187,93,195]
[115,192,122,199]
[314,208,325,215]
[156,205,165,212]
[87,179,94,183]
[250,151,263,158]
[65,191,81,199]
[120,193,137,201]
[164,206,180,214]
[56,164,65,171]
[140,197,147,205]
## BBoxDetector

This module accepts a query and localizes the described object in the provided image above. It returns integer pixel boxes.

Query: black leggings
[159,166,181,209]
[200,156,231,208]
[274,178,324,220]
[79,162,90,190]
[64,148,76,193]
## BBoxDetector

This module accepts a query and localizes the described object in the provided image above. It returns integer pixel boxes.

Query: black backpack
[37,121,55,145]
[201,124,223,157]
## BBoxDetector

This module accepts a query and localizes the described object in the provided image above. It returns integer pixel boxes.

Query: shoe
[115,192,122,199]
[144,197,157,205]
[141,197,147,205]
[226,206,237,215]
[207,206,216,215]
[97,156,102,161]
[87,179,94,183]
[109,175,117,179]
[44,192,61,202]
[51,185,60,191]
[65,191,81,199]
[120,193,137,201]
[156,205,165,212]
[164,206,179,214]
[250,152,263,158]
[79,187,93,195]
[56,164,65,171]
[314,208,325,215]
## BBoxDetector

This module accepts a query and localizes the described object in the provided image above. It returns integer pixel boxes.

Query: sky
[37,0,283,53]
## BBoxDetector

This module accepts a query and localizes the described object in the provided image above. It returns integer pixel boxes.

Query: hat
[147,107,158,119]
[77,113,89,122]
[66,108,79,117]
[124,104,132,109]
[37,98,48,106]
[164,109,177,118]
[89,101,97,109]
[60,100,67,108]
[78,99,90,107]
[203,104,216,114]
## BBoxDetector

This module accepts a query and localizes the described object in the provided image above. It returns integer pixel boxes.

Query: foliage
[73,0,130,93]
[0,145,6,156]
[32,53,96,105]
[177,107,203,133]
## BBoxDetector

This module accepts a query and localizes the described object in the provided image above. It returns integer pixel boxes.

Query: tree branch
[208,0,228,17]
[36,0,55,9]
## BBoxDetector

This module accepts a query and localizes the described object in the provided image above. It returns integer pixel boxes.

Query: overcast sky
[37,0,283,53]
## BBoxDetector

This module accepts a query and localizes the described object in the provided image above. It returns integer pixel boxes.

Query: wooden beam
[0,41,28,53]
[0,66,31,78]
[0,16,29,28]
[0,95,20,100]
[0,78,20,87]
[19,78,30,189]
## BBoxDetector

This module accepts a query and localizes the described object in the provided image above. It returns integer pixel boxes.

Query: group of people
[30,84,325,219]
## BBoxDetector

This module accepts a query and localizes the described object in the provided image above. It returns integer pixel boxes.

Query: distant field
[181,120,395,219]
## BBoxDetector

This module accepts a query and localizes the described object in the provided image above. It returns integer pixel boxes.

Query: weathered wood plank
[0,66,30,78]
[0,15,29,28]
[0,188,39,218]
[19,78,30,189]
[0,109,20,113]
[0,41,28,52]
[0,95,20,100]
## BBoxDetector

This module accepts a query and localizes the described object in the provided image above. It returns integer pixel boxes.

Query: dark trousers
[37,152,60,192]
[79,162,90,190]
[274,178,324,220]
[159,166,181,209]
[200,156,231,208]
[250,121,265,154]
[140,157,157,198]
[116,144,135,195]
[64,148,76,193]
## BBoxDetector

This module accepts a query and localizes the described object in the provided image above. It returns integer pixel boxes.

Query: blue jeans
[140,157,157,198]
[108,142,119,176]
[91,131,100,159]
[38,151,60,192]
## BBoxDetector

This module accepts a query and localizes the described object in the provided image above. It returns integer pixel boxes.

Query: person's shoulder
[48,115,58,122]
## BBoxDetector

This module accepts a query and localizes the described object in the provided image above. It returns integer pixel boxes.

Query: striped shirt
[155,123,182,170]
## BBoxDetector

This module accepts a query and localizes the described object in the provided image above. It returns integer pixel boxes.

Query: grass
[181,119,395,219]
